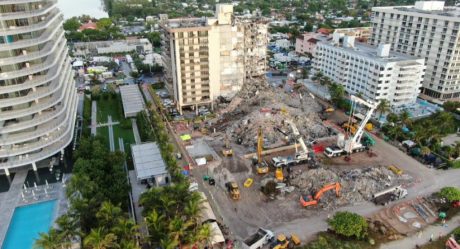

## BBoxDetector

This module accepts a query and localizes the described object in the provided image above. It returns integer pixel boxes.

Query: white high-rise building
[0,0,77,174]
[371,1,460,102]
[161,4,268,113]
[314,35,425,106]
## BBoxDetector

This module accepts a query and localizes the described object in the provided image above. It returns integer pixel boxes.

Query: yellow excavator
[256,127,269,174]
[222,135,233,157]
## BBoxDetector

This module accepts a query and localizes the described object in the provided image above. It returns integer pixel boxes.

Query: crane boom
[257,127,263,164]
[344,96,377,153]
[286,120,308,155]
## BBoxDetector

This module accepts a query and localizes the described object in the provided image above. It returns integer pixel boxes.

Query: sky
[57,0,108,19]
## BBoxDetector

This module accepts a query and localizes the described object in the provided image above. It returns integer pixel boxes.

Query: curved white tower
[0,0,77,172]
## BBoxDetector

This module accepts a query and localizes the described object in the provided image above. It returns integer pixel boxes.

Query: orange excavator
[300,183,341,207]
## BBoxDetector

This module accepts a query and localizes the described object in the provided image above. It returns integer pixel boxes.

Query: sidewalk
[380,215,460,249]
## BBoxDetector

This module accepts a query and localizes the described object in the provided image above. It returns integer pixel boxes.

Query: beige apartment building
[0,0,77,173]
[161,4,268,113]
[371,1,460,101]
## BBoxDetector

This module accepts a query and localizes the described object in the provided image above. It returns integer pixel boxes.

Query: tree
[442,101,460,112]
[34,228,62,249]
[328,211,368,239]
[84,228,117,249]
[96,201,122,228]
[56,214,79,244]
[328,82,345,104]
[399,110,412,126]
[97,18,113,30]
[439,187,460,202]
[376,99,390,119]
[421,146,431,156]
[386,112,399,124]
[145,32,161,47]
[63,18,81,31]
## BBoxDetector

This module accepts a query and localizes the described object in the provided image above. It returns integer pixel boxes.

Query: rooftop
[119,85,145,118]
[131,143,168,181]
[319,41,421,63]
[374,1,460,18]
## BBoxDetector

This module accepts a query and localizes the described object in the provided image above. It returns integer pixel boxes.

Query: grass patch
[297,232,376,249]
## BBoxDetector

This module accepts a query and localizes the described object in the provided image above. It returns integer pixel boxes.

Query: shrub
[328,211,368,239]
[440,187,460,202]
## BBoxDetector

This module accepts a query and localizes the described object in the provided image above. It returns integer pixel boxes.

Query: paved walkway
[380,215,460,249]
[131,118,141,144]
[108,116,115,152]
[91,101,97,136]
[0,171,27,246]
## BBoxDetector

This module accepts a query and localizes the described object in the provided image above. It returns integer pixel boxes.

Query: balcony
[0,79,72,121]
[0,99,77,168]
[0,44,67,81]
[0,20,63,52]
[0,33,65,66]
[0,64,70,108]
[0,56,69,95]
[1,89,76,133]
[0,95,76,146]
[0,9,62,36]
[0,1,57,21]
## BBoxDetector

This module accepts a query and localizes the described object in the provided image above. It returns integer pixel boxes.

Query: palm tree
[112,218,139,242]
[399,110,412,127]
[454,142,460,158]
[376,100,390,119]
[145,210,166,241]
[56,214,78,245]
[159,236,178,249]
[119,240,141,249]
[96,202,122,228]
[196,223,212,247]
[34,228,62,249]
[83,228,117,249]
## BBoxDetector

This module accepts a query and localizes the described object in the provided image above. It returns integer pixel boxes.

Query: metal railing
[0,57,69,94]
[0,33,64,66]
[1,88,76,133]
[0,65,70,108]
[0,18,63,52]
[0,1,57,21]
[0,44,67,80]
[0,9,61,36]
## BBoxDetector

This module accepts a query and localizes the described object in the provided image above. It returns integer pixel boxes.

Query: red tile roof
[78,21,97,31]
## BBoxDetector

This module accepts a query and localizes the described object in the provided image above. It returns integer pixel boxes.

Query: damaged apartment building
[160,4,268,113]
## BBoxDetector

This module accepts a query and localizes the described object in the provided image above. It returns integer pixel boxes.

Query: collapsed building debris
[211,78,330,147]
[290,166,411,210]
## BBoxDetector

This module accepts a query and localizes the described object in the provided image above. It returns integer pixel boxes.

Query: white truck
[242,228,274,249]
[372,185,408,206]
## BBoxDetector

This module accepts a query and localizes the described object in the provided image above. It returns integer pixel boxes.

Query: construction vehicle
[387,165,403,175]
[300,183,341,207]
[372,185,408,205]
[275,167,284,182]
[256,127,269,174]
[270,234,301,249]
[325,106,335,113]
[225,182,240,200]
[242,228,274,249]
[324,95,377,158]
[244,178,253,188]
[272,120,311,168]
[222,135,233,157]
[342,122,373,134]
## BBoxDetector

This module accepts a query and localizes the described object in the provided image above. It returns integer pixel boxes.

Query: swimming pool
[2,200,57,249]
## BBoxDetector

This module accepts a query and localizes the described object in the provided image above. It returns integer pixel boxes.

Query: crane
[300,182,341,207]
[324,95,377,158]
[256,127,269,174]
[272,120,311,168]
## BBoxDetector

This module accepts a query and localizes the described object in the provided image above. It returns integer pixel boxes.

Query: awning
[209,222,225,245]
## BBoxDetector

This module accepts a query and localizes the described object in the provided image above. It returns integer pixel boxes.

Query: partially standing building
[314,35,425,106]
[160,4,268,114]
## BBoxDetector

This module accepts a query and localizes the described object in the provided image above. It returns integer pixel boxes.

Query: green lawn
[94,95,136,154]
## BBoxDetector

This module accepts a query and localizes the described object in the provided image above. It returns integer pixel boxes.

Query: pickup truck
[242,228,274,249]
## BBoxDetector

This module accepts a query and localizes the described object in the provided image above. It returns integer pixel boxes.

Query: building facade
[295,32,329,55]
[314,36,425,106]
[0,0,77,173]
[371,1,460,101]
[161,4,268,113]
[333,27,372,42]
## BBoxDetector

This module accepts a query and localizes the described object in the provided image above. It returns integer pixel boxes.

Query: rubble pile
[219,79,329,147]
[290,166,409,210]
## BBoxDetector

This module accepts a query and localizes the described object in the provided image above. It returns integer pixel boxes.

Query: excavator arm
[257,127,263,164]
[313,183,341,200]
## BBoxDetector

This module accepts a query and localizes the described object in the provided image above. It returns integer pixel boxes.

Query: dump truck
[225,181,240,200]
[242,228,274,249]
[372,185,408,205]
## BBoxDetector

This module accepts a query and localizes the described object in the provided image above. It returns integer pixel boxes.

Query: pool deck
[0,170,68,247]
